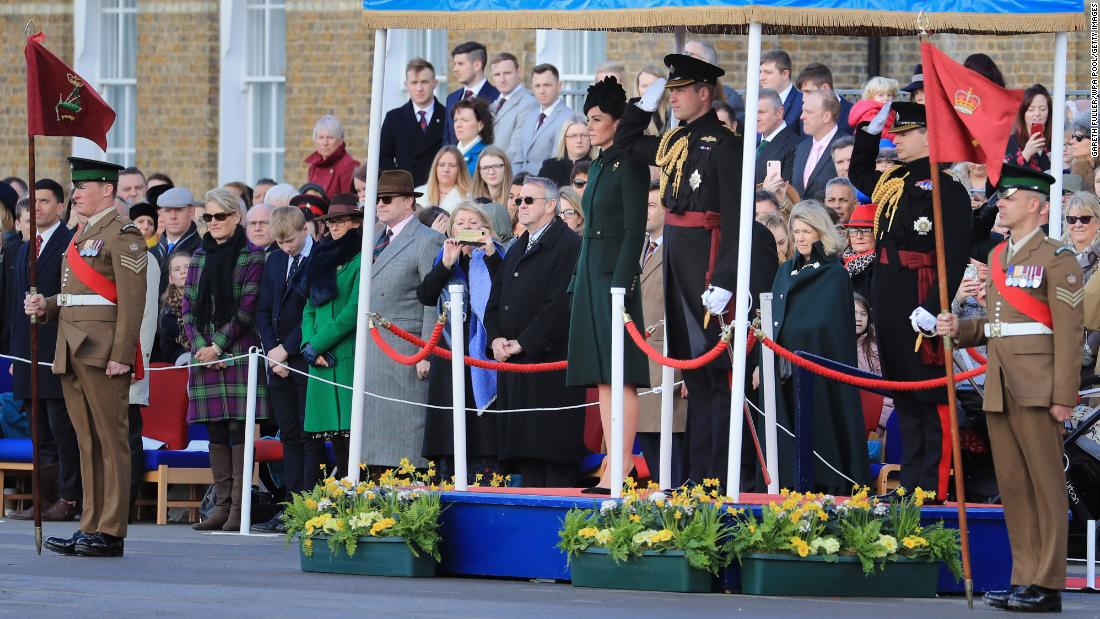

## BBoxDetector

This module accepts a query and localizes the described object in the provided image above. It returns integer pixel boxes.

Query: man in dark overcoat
[485,176,584,487]
[848,102,971,501]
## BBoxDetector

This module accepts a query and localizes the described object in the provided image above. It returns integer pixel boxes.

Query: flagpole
[920,29,974,610]
[27,133,43,556]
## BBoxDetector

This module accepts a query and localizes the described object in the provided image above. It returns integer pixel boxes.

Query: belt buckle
[58,293,70,307]
[990,322,1002,338]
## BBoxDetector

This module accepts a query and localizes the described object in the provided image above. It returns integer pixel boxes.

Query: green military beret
[997,163,1056,198]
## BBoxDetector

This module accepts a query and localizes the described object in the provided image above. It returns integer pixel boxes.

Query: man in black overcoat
[9,179,80,521]
[379,58,447,187]
[484,176,584,488]
[848,102,971,500]
[615,54,778,488]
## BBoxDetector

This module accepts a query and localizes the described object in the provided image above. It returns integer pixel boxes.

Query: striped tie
[374,229,392,261]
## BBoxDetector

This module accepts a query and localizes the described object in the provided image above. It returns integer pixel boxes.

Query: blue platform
[437,490,1010,594]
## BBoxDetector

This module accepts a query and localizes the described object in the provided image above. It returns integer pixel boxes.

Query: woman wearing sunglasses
[183,188,268,532]
[565,77,650,494]
[1064,191,1100,380]
[1068,111,1096,183]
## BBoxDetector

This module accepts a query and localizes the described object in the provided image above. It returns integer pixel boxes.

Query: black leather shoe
[250,513,286,534]
[985,585,1026,609]
[1007,585,1061,613]
[581,486,611,495]
[44,530,89,556]
[74,532,124,558]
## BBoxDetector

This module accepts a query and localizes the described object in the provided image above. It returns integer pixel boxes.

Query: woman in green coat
[300,201,363,476]
[767,201,869,494]
[566,77,651,493]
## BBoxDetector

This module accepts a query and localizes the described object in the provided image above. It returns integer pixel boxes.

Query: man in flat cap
[25,157,148,558]
[849,101,971,503]
[940,165,1079,613]
[615,54,777,489]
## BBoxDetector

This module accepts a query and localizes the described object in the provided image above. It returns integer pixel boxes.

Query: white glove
[701,286,733,316]
[864,101,893,135]
[909,307,937,336]
[636,78,667,112]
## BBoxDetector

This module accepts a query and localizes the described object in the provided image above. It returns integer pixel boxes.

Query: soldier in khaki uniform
[26,158,148,558]
[938,165,1081,613]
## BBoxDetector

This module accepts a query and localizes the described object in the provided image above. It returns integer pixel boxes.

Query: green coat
[302,253,361,434]
[566,143,650,387]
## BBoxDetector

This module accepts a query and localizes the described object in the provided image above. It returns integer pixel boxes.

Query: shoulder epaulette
[120,223,141,234]
[1054,244,1076,256]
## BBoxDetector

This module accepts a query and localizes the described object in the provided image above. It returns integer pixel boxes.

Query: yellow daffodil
[902,535,928,550]
[578,527,599,538]
[370,517,396,536]
[629,514,641,523]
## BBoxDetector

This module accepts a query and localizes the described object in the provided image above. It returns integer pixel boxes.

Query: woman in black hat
[564,77,651,493]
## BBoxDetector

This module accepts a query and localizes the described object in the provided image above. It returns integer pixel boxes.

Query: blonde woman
[635,64,668,135]
[767,200,868,494]
[557,186,585,236]
[759,211,791,262]
[537,116,593,188]
[472,146,513,206]
[1063,191,1100,277]
[416,146,472,213]
[416,202,504,481]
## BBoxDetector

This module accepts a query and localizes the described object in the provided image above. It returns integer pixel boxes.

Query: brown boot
[193,443,232,531]
[222,444,246,532]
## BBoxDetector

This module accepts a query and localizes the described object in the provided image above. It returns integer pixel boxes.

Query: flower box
[739,553,939,597]
[299,535,437,578]
[570,548,713,593]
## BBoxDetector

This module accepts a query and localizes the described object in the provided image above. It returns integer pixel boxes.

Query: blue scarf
[433,244,503,413]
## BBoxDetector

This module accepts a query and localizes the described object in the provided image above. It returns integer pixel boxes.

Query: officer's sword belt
[666,210,721,286]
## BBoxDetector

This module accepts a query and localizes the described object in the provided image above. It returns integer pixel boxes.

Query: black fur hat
[583,76,627,119]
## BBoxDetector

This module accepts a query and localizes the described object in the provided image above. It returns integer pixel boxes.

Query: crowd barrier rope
[753,322,987,391]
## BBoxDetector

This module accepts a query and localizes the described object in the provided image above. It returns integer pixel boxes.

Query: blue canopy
[362,0,1083,33]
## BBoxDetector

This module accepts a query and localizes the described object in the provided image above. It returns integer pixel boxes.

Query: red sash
[66,229,145,379]
[989,241,1053,329]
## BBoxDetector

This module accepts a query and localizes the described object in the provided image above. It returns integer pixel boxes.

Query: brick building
[0,1,1090,195]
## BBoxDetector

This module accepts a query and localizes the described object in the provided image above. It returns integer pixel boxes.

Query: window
[382,30,448,114]
[244,0,286,183]
[536,30,606,111]
[99,0,137,167]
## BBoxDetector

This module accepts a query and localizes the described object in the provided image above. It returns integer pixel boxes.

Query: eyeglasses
[561,209,578,218]
[1066,215,1094,225]
[572,179,587,188]
[377,195,404,205]
[514,197,547,206]
[248,220,270,228]
[328,216,355,226]
[566,133,589,140]
[479,163,505,172]
[201,212,232,223]
[1071,133,1088,142]
[846,228,872,237]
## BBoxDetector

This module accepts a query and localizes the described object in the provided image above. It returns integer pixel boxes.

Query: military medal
[1032,266,1044,288]
[913,216,932,235]
[1007,265,1018,287]
[689,169,702,191]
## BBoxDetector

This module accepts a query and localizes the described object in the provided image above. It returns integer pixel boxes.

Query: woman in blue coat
[565,77,651,493]
[768,201,869,494]
[453,98,493,178]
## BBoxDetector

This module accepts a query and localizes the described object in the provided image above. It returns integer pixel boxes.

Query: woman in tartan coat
[182,188,267,532]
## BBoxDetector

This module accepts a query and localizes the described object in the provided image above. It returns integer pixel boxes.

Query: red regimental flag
[25,32,116,151]
[920,41,1024,185]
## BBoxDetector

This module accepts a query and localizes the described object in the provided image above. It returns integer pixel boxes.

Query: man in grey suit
[510,64,572,175]
[489,52,538,157]
[362,170,445,470]
[791,90,842,201]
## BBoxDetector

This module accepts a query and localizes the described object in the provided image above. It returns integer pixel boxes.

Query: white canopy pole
[610,287,627,497]
[449,284,468,491]
[238,347,259,535]
[658,332,675,490]
[760,293,780,494]
[347,28,388,482]
[1047,32,1068,240]
[725,21,762,501]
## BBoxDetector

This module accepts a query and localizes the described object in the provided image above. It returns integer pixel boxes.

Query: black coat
[537,156,590,190]
[380,99,447,187]
[792,129,842,200]
[770,244,869,493]
[417,253,502,459]
[153,302,186,364]
[849,129,972,404]
[754,125,799,185]
[256,247,310,357]
[11,224,74,400]
[484,217,585,463]
[0,231,23,356]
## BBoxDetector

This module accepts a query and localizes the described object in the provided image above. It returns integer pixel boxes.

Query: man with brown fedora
[361,170,443,475]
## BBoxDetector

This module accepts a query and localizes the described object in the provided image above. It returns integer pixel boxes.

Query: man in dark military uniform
[615,54,777,487]
[26,158,148,558]
[939,166,1079,613]
[848,102,971,501]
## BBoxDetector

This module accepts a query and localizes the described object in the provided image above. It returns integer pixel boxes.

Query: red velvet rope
[757,332,987,391]
[374,321,569,372]
[966,348,987,364]
[624,318,754,370]
[368,319,446,365]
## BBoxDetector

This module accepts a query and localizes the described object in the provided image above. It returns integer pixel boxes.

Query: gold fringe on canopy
[360,5,1083,35]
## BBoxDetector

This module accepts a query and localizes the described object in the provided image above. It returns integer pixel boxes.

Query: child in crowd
[854,294,893,438]
[861,76,899,104]
[156,251,193,366]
